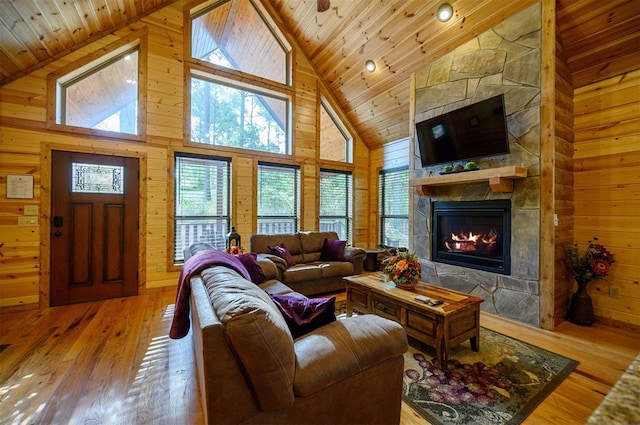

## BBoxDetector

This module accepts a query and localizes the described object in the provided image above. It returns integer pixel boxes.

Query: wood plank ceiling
[0,0,176,84]
[0,0,638,148]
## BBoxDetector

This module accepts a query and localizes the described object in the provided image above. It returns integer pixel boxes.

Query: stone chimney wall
[411,3,542,326]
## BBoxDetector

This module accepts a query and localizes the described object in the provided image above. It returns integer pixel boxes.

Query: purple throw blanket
[169,250,250,339]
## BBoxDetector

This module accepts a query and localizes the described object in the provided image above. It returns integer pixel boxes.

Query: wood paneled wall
[572,69,640,327]
[553,21,575,326]
[0,0,369,310]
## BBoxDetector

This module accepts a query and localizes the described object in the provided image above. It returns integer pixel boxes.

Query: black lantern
[226,226,241,252]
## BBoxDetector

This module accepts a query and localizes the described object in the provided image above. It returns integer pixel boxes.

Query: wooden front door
[51,151,139,306]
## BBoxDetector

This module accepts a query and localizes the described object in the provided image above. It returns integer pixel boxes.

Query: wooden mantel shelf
[410,166,528,196]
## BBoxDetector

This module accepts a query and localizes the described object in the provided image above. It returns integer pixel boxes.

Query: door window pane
[71,163,124,194]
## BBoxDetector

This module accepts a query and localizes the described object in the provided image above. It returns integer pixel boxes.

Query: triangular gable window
[191,0,290,86]
[319,97,352,163]
[49,33,145,139]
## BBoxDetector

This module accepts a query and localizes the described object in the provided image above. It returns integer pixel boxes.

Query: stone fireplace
[411,3,542,327]
[432,200,511,275]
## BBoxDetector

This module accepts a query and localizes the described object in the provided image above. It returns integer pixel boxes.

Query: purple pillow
[268,244,296,267]
[236,252,266,284]
[268,294,336,339]
[320,238,346,261]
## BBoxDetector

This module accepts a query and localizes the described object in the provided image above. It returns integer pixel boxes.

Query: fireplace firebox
[432,200,511,275]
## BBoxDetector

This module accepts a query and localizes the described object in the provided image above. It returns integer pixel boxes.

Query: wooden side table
[363,247,385,271]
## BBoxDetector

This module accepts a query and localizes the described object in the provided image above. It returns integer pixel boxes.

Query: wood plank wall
[553,22,575,326]
[572,69,640,328]
[0,0,369,310]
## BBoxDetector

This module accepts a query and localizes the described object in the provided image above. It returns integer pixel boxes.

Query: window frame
[186,0,294,156]
[189,0,292,87]
[256,162,300,234]
[319,95,353,163]
[173,152,232,264]
[379,166,410,248]
[47,28,147,142]
[187,70,292,155]
[319,168,353,243]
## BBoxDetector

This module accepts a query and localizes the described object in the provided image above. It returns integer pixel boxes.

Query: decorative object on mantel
[440,161,477,174]
[382,251,422,289]
[564,237,615,326]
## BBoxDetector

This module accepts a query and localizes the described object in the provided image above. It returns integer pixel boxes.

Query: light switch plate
[18,217,38,226]
[24,205,39,215]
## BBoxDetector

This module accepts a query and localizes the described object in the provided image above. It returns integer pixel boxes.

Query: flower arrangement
[382,251,422,289]
[564,237,615,283]
[227,246,243,255]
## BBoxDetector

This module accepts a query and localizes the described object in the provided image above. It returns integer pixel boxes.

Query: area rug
[403,328,578,425]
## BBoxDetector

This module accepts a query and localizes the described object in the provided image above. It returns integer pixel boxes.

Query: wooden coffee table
[344,272,483,366]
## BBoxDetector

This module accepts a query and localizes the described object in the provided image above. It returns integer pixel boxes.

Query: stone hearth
[411,4,542,327]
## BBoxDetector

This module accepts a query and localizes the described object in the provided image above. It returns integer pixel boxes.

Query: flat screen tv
[416,94,510,168]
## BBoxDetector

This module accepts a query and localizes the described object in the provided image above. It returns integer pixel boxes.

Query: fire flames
[444,229,499,253]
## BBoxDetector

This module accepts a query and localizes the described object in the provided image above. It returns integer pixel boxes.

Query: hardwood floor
[0,287,637,424]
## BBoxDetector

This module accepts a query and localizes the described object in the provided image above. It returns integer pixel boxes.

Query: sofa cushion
[299,231,339,263]
[281,264,322,285]
[269,294,336,339]
[320,238,346,261]
[268,244,296,266]
[236,252,267,284]
[293,315,408,397]
[251,233,304,263]
[201,266,296,410]
[260,280,302,296]
[317,261,354,278]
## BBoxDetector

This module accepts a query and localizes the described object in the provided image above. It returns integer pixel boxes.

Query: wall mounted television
[415,94,510,168]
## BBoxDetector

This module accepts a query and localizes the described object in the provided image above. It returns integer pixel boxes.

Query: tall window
[379,167,409,248]
[319,169,352,241]
[319,97,352,162]
[53,42,142,136]
[190,74,289,154]
[257,163,299,234]
[189,0,292,154]
[174,154,230,263]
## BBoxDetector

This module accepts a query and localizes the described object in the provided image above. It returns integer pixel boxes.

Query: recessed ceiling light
[437,3,454,22]
[365,60,376,72]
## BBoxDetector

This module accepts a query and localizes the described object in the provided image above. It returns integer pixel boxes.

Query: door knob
[54,231,63,237]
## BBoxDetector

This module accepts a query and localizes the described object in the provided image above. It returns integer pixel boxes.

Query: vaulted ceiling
[0,0,638,148]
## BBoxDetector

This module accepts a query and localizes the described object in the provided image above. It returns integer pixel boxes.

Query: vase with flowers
[564,237,615,325]
[382,251,422,290]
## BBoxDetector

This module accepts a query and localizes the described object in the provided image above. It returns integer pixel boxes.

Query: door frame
[40,143,147,307]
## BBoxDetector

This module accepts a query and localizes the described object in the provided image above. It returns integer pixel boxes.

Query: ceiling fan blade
[317,0,330,12]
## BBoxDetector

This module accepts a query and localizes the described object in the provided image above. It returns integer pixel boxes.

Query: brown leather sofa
[188,253,408,424]
[249,231,365,295]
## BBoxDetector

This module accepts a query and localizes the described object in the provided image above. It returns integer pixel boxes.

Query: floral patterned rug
[403,328,578,425]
